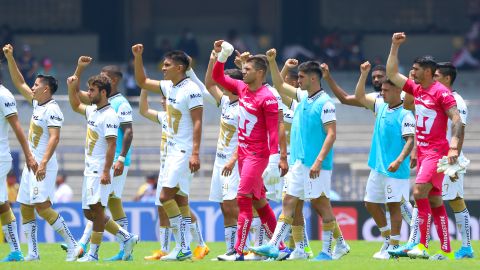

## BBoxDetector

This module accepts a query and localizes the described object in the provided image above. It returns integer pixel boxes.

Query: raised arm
[321,63,363,107]
[211,40,239,93]
[67,75,87,115]
[3,44,34,103]
[74,56,94,104]
[354,61,376,111]
[132,44,162,94]
[266,49,297,100]
[386,32,408,89]
[204,50,225,105]
[139,89,159,122]
[186,65,217,106]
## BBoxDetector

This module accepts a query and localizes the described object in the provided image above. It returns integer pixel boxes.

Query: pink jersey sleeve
[402,79,416,95]
[437,87,457,112]
[263,94,279,155]
[212,61,240,95]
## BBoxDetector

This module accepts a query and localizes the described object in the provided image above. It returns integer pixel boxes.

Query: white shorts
[364,170,410,204]
[110,166,129,199]
[82,175,112,210]
[286,160,332,200]
[162,151,193,196]
[442,173,464,201]
[0,161,12,204]
[209,160,239,203]
[155,158,166,206]
[17,165,57,205]
[265,177,284,202]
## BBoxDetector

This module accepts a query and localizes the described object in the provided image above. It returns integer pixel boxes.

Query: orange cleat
[193,245,210,259]
[144,250,168,261]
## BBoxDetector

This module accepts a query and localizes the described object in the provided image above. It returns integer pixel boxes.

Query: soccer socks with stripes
[292,225,305,251]
[450,199,471,248]
[79,221,93,246]
[89,231,103,259]
[431,205,451,253]
[164,199,183,250]
[416,198,432,248]
[235,196,253,255]
[256,203,278,241]
[224,225,237,253]
[0,209,21,252]
[269,214,293,247]
[109,197,128,250]
[322,221,335,256]
[250,216,261,246]
[21,204,38,257]
[407,206,419,244]
[38,208,78,249]
[333,221,345,247]
[190,221,206,247]
[115,217,128,250]
[400,199,413,224]
[105,218,132,243]
[379,226,391,248]
[179,205,192,250]
[159,226,171,253]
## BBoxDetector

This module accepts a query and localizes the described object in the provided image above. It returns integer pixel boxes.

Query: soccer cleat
[144,250,168,261]
[217,252,244,261]
[0,251,24,262]
[455,246,474,259]
[193,245,210,259]
[24,254,40,261]
[122,234,139,260]
[286,248,308,260]
[373,250,391,260]
[388,242,416,257]
[250,244,279,259]
[304,246,314,259]
[104,250,133,261]
[160,248,182,261]
[429,250,454,260]
[276,247,292,261]
[61,242,87,258]
[243,251,265,261]
[66,245,85,262]
[77,254,98,262]
[312,251,332,261]
[176,248,192,261]
[407,243,429,259]
[332,242,350,260]
[372,242,389,258]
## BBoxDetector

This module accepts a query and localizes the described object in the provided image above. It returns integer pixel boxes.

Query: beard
[373,83,382,92]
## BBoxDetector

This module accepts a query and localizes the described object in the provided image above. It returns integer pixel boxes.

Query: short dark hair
[164,50,189,72]
[224,68,243,80]
[37,74,58,94]
[88,74,112,97]
[101,65,123,79]
[372,65,386,73]
[298,61,322,79]
[413,55,437,75]
[286,69,299,81]
[436,62,457,85]
[246,56,268,73]
[383,79,396,86]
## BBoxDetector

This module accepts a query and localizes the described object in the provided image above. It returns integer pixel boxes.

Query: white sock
[269,221,291,247]
[250,217,261,246]
[408,207,419,244]
[88,243,100,258]
[455,208,471,247]
[180,216,191,251]
[295,236,305,251]
[303,218,312,248]
[51,215,77,249]
[23,220,39,257]
[385,211,391,231]
[114,226,132,242]
[321,229,334,256]
[224,225,237,253]
[379,226,390,250]
[169,215,182,250]
[159,226,171,252]
[390,234,401,247]
[190,221,206,247]
[3,220,21,252]
[79,221,93,246]
[400,200,413,224]
[115,217,128,250]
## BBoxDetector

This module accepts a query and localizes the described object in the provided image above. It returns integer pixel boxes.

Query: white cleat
[123,234,139,260]
[24,254,40,261]
[77,254,98,262]
[332,243,351,260]
[160,248,182,261]
[66,246,84,262]
[286,248,308,260]
[373,250,391,260]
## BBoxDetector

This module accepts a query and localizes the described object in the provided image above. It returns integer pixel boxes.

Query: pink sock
[235,196,253,254]
[432,205,451,253]
[415,198,432,248]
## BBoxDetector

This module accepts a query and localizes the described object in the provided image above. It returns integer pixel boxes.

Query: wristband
[118,156,125,163]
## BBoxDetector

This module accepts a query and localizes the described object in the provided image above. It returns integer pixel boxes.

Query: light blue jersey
[368,103,415,179]
[290,90,335,169]
[109,93,133,166]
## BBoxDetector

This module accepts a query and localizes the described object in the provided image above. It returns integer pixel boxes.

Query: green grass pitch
[0,240,478,270]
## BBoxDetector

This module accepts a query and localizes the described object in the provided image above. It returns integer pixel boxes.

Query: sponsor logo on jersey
[106,123,118,129]
[265,99,278,106]
[189,93,202,99]
[87,120,96,126]
[4,102,15,107]
[121,111,132,116]
[50,115,63,121]
[33,115,40,120]
[239,99,257,111]
[323,108,335,114]
[404,122,415,128]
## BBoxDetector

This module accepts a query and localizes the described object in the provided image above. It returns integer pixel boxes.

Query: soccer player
[0,59,37,262]
[434,62,473,259]
[250,48,348,261]
[68,57,134,261]
[67,73,138,262]
[354,61,415,259]
[386,32,464,260]
[212,41,281,261]
[3,44,83,261]
[132,45,203,261]
[203,50,242,258]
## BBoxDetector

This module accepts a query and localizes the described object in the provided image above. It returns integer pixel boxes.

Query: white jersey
[265,83,287,112]
[0,85,18,162]
[84,104,119,176]
[156,111,168,162]
[215,95,239,164]
[159,78,203,154]
[28,100,63,169]
[283,99,297,153]
[447,92,467,157]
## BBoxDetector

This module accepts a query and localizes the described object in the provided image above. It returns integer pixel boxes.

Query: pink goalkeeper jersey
[212,61,279,158]
[402,80,457,155]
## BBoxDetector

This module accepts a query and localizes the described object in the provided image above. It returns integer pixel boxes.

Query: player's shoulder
[0,85,14,99]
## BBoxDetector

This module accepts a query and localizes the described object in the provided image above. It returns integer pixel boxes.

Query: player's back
[108,93,133,165]
[0,85,16,161]
[216,96,239,161]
